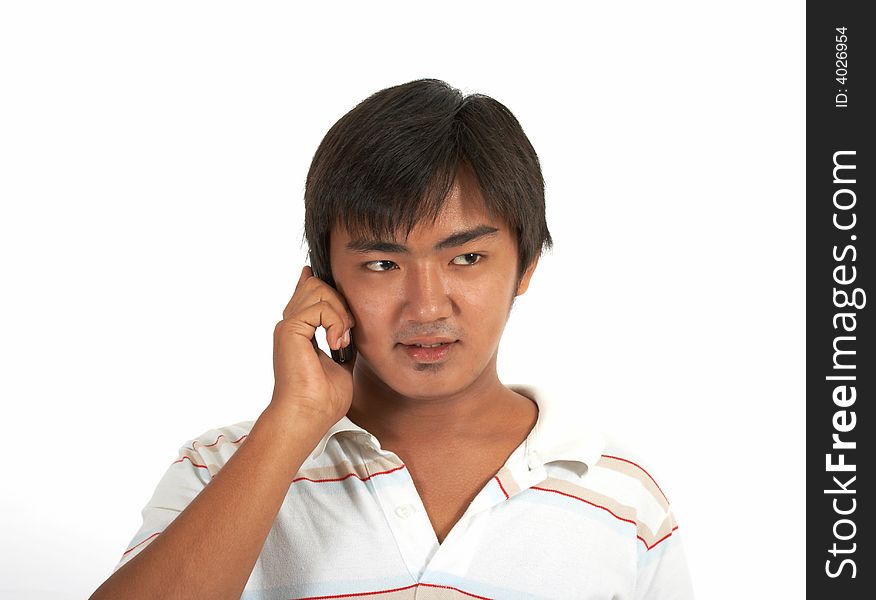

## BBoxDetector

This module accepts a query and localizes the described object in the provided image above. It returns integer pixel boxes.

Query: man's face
[328,170,538,401]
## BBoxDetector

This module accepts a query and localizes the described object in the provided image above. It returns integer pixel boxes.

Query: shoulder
[173,420,255,477]
[591,437,694,596]
[584,432,680,551]
[136,420,256,511]
[594,433,673,507]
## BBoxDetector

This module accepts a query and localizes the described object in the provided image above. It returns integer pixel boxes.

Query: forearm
[90,405,331,600]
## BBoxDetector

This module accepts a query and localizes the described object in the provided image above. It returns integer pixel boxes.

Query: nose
[401,263,454,323]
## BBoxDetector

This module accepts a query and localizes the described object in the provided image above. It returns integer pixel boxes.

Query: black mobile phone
[310,262,355,364]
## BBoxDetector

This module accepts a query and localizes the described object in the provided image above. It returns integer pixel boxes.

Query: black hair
[303,78,552,287]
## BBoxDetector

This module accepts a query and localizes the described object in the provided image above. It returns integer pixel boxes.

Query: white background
[0,2,804,598]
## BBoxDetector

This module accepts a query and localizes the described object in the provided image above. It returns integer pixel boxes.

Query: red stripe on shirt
[122,531,161,556]
[495,475,510,499]
[532,485,678,550]
[186,432,249,451]
[532,485,637,527]
[600,454,669,502]
[298,581,491,599]
[297,582,418,598]
[639,525,679,550]
[173,455,209,470]
[292,464,406,484]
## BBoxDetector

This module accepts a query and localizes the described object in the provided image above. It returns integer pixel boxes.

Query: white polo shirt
[115,384,694,599]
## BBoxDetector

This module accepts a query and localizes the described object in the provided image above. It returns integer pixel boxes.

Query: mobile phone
[310,262,355,364]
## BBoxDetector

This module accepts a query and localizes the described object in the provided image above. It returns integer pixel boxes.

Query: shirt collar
[508,383,605,471]
[308,383,604,469]
[308,415,372,462]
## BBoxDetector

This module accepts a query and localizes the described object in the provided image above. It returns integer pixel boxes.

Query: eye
[451,253,484,266]
[364,260,398,272]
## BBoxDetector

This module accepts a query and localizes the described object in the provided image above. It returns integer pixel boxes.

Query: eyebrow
[345,224,500,254]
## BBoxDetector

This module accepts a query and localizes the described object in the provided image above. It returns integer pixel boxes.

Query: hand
[270,265,357,424]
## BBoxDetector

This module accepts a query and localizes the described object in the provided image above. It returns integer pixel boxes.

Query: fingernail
[342,329,350,347]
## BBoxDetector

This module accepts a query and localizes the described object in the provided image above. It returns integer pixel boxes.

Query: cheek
[458,281,514,330]
[346,289,394,346]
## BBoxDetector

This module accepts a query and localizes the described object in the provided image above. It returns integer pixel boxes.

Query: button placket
[364,446,440,581]
[394,503,417,519]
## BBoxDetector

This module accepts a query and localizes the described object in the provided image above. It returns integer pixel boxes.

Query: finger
[282,299,350,350]
[295,265,314,291]
[285,293,355,340]
[281,267,313,321]
[306,297,354,348]
[283,270,356,332]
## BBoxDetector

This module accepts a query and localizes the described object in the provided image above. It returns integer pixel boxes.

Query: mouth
[398,340,458,363]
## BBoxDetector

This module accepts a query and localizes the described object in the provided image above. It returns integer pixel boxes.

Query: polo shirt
[114,384,694,599]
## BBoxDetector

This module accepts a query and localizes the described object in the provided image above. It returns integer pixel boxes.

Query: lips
[400,337,457,346]
[398,339,457,363]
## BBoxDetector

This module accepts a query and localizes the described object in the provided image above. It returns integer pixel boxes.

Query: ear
[515,256,539,296]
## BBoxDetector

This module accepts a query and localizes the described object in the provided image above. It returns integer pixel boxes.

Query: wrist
[255,403,336,445]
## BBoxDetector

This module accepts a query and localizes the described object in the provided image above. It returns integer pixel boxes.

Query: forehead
[331,169,508,246]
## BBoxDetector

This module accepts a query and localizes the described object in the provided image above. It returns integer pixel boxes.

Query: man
[92,79,694,599]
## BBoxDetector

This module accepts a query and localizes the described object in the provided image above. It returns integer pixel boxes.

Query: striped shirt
[115,384,694,599]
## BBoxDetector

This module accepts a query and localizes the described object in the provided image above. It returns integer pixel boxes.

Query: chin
[358,349,481,399]
[387,366,472,398]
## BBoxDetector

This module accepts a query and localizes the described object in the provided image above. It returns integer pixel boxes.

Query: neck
[345,353,528,450]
